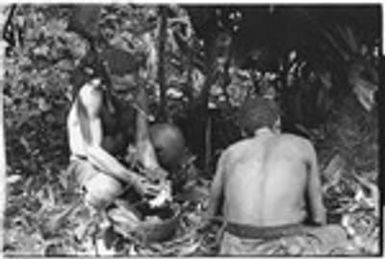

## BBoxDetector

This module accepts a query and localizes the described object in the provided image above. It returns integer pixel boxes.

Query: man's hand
[144,166,168,183]
[132,174,162,198]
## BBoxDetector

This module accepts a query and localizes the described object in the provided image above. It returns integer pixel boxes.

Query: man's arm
[305,141,327,225]
[78,81,139,184]
[135,86,160,170]
[207,151,227,218]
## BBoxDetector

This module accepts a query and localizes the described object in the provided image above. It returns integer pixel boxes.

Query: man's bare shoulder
[223,138,256,157]
[78,82,104,102]
[279,133,314,152]
[76,81,104,114]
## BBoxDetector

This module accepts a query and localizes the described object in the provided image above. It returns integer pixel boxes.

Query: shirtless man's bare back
[208,96,348,255]
[215,132,325,226]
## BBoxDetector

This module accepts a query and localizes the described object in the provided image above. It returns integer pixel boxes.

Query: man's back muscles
[222,134,315,226]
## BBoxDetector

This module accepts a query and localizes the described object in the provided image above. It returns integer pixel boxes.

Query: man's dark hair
[70,46,144,98]
[238,96,280,136]
[99,46,144,77]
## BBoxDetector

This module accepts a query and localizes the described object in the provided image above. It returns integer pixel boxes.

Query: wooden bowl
[134,204,181,243]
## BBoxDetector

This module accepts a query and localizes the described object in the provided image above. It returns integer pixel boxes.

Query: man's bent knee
[68,159,125,209]
[84,173,124,210]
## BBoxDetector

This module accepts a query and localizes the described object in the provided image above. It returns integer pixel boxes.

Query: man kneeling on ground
[66,50,173,226]
[207,96,349,255]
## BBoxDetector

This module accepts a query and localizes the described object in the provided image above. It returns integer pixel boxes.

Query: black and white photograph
[0,3,381,256]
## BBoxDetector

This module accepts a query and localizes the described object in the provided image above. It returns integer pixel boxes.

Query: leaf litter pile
[5,150,219,256]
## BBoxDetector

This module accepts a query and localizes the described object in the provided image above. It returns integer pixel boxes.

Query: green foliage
[5,5,85,183]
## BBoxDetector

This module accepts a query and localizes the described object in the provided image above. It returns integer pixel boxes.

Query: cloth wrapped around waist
[225,222,305,239]
[221,222,350,255]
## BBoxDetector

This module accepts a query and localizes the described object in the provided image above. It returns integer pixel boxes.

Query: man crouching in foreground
[207,96,349,255]
[66,51,167,224]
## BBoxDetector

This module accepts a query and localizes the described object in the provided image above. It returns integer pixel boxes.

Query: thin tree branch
[157,5,168,122]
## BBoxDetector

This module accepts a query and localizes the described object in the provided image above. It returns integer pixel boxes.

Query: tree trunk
[0,5,10,256]
[157,5,168,122]
[200,32,219,174]
[204,115,212,174]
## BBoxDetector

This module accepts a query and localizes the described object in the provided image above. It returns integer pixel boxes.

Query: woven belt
[225,222,305,240]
